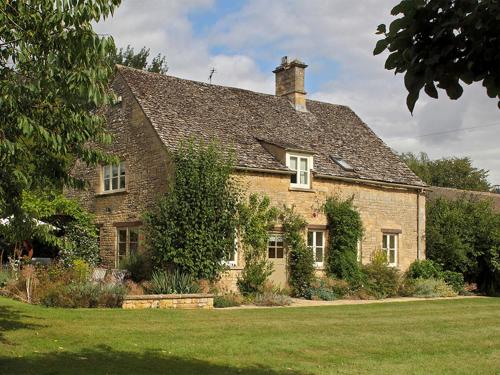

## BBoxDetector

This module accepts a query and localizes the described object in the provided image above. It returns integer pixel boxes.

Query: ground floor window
[382,233,398,266]
[268,234,284,258]
[307,230,324,267]
[116,227,140,267]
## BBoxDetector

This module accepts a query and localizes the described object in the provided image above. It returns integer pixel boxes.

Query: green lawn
[0,297,499,375]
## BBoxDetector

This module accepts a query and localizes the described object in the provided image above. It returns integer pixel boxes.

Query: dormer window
[287,153,313,189]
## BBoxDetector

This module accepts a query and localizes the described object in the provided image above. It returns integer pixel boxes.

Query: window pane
[118,229,127,243]
[389,235,395,249]
[112,177,118,190]
[316,232,323,246]
[300,158,308,171]
[316,247,323,262]
[129,229,139,243]
[276,247,284,258]
[290,157,297,171]
[104,179,110,191]
[112,164,119,177]
[104,165,110,179]
[382,235,388,249]
[307,231,314,246]
[119,162,126,175]
[389,250,395,264]
[118,242,127,256]
[120,176,126,189]
[290,173,297,184]
[268,248,275,258]
[129,242,138,255]
[300,171,308,185]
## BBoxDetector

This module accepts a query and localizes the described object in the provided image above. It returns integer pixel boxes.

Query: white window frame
[116,227,140,267]
[224,231,239,267]
[103,162,126,193]
[307,230,325,268]
[286,153,313,189]
[382,233,398,267]
[267,233,285,259]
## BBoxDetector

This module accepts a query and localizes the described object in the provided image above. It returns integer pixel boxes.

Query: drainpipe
[417,189,422,260]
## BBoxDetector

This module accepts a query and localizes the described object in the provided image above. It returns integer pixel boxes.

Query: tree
[400,152,491,191]
[426,196,500,295]
[143,140,240,280]
[113,45,168,74]
[374,0,500,112]
[0,1,119,221]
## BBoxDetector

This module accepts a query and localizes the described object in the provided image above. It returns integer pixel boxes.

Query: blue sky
[96,0,500,183]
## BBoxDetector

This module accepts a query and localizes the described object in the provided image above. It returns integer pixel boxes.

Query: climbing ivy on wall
[323,196,364,284]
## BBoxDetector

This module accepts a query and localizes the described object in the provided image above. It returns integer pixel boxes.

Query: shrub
[144,140,240,280]
[323,196,364,284]
[72,259,91,283]
[0,267,13,288]
[407,278,458,298]
[237,194,278,296]
[304,277,351,301]
[362,250,401,299]
[254,292,292,306]
[281,206,315,298]
[119,252,152,282]
[147,269,200,294]
[98,284,127,307]
[440,270,465,293]
[406,259,442,279]
[213,292,243,308]
[40,282,126,308]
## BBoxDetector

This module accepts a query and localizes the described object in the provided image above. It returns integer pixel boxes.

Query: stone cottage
[68,57,427,288]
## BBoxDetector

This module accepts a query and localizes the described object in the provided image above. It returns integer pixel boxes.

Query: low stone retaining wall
[122,294,214,310]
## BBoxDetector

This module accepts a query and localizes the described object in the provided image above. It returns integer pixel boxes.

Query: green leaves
[374,0,500,112]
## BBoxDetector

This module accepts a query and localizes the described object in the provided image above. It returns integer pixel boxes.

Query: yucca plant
[148,270,200,294]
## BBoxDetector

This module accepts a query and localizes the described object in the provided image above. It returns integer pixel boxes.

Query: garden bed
[122,293,214,310]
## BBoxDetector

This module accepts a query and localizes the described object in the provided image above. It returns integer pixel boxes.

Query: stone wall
[122,294,214,309]
[66,73,172,267]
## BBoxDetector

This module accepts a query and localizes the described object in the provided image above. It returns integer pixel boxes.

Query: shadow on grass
[0,303,44,345]
[0,345,308,375]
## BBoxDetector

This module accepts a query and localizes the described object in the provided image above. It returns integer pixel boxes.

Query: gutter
[417,190,422,260]
[235,166,293,175]
[314,173,428,191]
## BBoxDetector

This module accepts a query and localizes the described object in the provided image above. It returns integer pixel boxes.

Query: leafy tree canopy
[0,0,120,221]
[374,0,500,112]
[400,152,491,191]
[113,45,168,74]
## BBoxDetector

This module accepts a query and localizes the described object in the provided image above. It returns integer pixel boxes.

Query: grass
[0,297,499,374]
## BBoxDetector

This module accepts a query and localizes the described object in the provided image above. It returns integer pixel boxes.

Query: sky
[95,0,500,184]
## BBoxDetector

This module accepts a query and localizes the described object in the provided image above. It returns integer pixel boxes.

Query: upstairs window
[103,162,126,192]
[287,154,312,189]
[307,230,324,267]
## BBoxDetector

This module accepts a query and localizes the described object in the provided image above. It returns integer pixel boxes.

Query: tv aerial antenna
[208,68,216,84]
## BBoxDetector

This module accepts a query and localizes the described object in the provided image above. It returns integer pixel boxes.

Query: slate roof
[116,65,426,187]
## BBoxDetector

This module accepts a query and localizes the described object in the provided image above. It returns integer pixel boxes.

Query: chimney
[273,56,308,112]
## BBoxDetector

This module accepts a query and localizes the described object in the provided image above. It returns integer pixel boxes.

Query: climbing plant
[237,194,278,295]
[323,196,364,284]
[281,205,315,297]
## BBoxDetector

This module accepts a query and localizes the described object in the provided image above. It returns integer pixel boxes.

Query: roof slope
[117,65,425,187]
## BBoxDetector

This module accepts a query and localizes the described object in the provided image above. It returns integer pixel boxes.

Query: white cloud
[96,0,500,184]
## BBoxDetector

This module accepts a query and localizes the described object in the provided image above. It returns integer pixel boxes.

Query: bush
[362,250,401,299]
[405,278,458,298]
[305,277,351,301]
[254,292,292,306]
[213,292,243,308]
[237,259,273,296]
[147,269,200,294]
[440,270,465,293]
[119,252,152,282]
[323,196,364,284]
[406,259,442,279]
[281,206,315,297]
[40,282,126,308]
[0,267,13,287]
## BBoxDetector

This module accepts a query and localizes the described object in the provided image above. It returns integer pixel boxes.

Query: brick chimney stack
[273,56,308,112]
